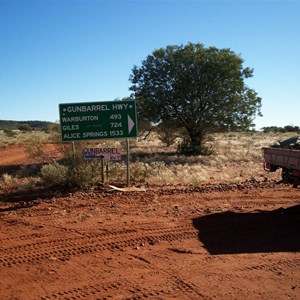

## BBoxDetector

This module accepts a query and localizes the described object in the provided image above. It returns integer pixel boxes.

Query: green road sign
[59,100,137,142]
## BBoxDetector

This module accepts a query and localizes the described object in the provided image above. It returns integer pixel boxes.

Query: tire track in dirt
[39,280,179,300]
[126,253,211,300]
[1,225,197,267]
[0,228,136,249]
[39,256,211,300]
[238,257,300,273]
[166,275,210,300]
[40,281,208,300]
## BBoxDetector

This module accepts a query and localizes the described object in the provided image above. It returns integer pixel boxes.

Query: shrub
[107,161,126,182]
[130,162,161,182]
[0,173,17,185]
[40,142,104,190]
[4,129,17,137]
[18,123,32,132]
[177,137,215,156]
[24,141,45,161]
[17,164,41,178]
[40,162,68,187]
[47,123,60,133]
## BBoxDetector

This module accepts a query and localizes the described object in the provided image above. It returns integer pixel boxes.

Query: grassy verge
[1,130,297,190]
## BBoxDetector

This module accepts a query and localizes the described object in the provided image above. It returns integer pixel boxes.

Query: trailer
[263,136,300,188]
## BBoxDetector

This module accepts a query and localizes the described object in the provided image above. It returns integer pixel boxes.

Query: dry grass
[0,130,52,147]
[1,130,297,186]
[127,131,296,185]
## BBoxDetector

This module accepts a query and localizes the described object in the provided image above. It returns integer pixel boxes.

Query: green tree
[129,43,262,155]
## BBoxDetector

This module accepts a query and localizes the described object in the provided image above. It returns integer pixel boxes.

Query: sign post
[126,138,130,187]
[59,100,137,187]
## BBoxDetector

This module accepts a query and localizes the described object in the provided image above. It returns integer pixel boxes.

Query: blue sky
[0,0,299,130]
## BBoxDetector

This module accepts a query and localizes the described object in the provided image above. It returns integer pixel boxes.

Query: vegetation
[0,128,54,148]
[156,119,182,147]
[1,127,299,191]
[261,125,300,133]
[40,145,104,190]
[0,118,298,191]
[3,129,17,138]
[18,123,32,132]
[0,120,55,131]
[130,43,262,155]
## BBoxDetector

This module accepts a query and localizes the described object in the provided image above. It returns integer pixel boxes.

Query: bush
[18,123,32,132]
[40,162,68,187]
[4,129,17,137]
[177,137,215,156]
[70,159,103,189]
[40,142,104,190]
[107,161,126,182]
[0,173,16,185]
[17,164,41,178]
[47,123,60,133]
[24,141,45,161]
[130,162,161,182]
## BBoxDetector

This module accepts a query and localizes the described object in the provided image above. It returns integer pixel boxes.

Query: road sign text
[59,100,137,142]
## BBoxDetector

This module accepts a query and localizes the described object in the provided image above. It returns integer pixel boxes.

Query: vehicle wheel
[292,183,298,188]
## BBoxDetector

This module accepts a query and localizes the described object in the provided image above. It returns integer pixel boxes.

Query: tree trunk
[182,128,205,155]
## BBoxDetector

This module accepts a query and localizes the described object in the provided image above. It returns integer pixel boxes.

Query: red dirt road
[1,183,300,300]
[0,144,61,166]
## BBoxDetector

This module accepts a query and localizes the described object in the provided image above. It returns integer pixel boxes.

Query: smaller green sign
[59,100,137,142]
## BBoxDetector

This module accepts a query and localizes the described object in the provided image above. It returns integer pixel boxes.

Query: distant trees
[0,120,54,131]
[262,125,300,133]
[130,43,262,155]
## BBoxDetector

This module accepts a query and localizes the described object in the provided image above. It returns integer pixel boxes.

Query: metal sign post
[126,138,130,187]
[101,160,105,184]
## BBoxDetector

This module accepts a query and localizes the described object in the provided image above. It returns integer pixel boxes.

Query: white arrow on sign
[128,115,135,134]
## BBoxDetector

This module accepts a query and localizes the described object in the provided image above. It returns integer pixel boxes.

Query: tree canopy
[129,43,262,154]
